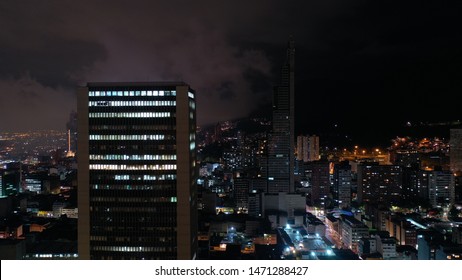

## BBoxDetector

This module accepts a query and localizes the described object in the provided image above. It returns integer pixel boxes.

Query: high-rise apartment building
[417,170,431,200]
[77,82,198,260]
[450,128,462,175]
[267,38,295,193]
[234,177,250,211]
[308,135,320,162]
[1,162,22,196]
[402,166,420,201]
[428,170,455,207]
[357,163,402,203]
[305,160,330,206]
[332,161,352,208]
[296,135,320,162]
[296,135,308,162]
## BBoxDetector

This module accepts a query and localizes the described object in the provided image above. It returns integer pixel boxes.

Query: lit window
[89,112,171,118]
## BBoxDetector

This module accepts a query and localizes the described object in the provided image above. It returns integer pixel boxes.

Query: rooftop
[86,81,191,89]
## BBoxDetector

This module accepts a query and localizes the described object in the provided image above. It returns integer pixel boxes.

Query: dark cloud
[0,76,75,131]
[217,82,235,100]
[0,38,107,88]
[0,1,274,131]
[243,68,272,95]
[0,0,461,140]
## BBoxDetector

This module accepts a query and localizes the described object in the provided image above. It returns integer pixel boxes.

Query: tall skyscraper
[77,82,198,260]
[267,38,295,193]
[450,128,462,175]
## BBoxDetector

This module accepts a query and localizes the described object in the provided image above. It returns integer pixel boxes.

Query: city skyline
[0,12,461,260]
[1,1,461,145]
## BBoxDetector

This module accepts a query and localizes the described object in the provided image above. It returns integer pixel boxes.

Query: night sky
[1,1,461,146]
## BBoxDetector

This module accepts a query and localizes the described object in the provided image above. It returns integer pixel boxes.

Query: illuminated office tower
[267,38,295,193]
[78,82,197,260]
